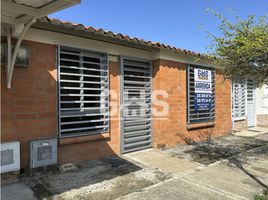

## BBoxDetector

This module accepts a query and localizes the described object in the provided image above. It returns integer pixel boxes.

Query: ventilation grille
[1,142,20,173]
[37,146,52,161]
[1,149,14,166]
[30,139,57,168]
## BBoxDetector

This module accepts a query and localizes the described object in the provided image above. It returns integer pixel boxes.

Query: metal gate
[247,80,256,127]
[120,57,152,153]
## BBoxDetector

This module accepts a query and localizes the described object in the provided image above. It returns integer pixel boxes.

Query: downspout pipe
[7,18,36,89]
[6,26,12,86]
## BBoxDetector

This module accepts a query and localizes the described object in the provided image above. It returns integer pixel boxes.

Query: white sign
[194,68,212,94]
[195,82,212,93]
[194,68,211,82]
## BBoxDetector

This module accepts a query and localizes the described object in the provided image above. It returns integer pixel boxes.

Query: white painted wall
[256,84,268,115]
[23,28,213,67]
[24,28,155,60]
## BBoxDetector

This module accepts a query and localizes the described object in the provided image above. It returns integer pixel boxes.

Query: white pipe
[7,18,36,89]
[6,26,12,85]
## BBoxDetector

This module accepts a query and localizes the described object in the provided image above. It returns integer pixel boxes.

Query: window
[232,80,246,119]
[186,65,216,124]
[58,46,109,138]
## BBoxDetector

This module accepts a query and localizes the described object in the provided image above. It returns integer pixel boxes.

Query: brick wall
[1,40,57,169]
[152,59,232,147]
[1,40,121,169]
[58,60,121,164]
[1,39,233,170]
[257,114,268,128]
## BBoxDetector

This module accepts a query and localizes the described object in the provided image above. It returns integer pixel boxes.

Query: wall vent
[1,142,20,173]
[30,139,57,168]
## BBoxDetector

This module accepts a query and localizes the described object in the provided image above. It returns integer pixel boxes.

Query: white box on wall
[1,141,20,173]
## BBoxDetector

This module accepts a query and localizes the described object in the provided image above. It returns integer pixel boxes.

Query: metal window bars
[186,65,216,124]
[121,57,152,153]
[58,46,109,138]
[232,80,246,118]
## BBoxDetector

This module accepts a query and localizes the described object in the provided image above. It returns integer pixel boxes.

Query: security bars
[186,65,216,124]
[58,46,109,138]
[232,80,246,119]
[121,57,152,153]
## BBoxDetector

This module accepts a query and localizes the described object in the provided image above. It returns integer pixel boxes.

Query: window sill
[233,116,246,121]
[187,122,215,130]
[59,133,110,146]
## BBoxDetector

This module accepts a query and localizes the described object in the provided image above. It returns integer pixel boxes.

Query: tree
[207,11,268,86]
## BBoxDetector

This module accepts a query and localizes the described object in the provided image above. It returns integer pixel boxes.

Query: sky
[49,0,268,53]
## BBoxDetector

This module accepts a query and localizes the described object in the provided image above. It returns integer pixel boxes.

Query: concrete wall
[233,119,248,131]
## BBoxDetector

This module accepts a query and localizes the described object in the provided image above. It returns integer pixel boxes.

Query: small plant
[254,188,268,200]
[176,132,196,145]
[197,130,213,142]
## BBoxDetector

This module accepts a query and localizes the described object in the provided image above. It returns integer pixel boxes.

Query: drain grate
[58,163,77,173]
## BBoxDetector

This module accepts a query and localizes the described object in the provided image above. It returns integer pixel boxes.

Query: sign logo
[194,69,211,82]
[197,70,209,80]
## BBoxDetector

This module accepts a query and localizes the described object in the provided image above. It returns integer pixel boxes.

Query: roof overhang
[1,0,80,89]
[32,20,159,52]
[1,0,80,25]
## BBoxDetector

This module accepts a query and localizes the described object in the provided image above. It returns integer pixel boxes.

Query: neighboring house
[232,81,268,130]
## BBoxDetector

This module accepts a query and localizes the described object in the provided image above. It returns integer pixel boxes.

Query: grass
[254,188,268,200]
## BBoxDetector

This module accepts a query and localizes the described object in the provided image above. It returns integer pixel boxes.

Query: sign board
[194,68,212,111]
[195,93,212,110]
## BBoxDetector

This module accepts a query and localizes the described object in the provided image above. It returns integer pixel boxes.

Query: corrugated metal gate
[120,57,152,153]
[247,80,256,127]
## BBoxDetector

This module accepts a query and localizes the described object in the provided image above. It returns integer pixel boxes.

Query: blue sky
[49,0,268,53]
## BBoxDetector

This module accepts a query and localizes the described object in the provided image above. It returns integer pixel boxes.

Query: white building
[232,81,268,130]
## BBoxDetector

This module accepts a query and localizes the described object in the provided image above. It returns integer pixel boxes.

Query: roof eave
[32,21,160,52]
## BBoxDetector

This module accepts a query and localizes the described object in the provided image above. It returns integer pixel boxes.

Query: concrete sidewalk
[1,130,268,200]
[123,131,268,200]
[1,182,37,200]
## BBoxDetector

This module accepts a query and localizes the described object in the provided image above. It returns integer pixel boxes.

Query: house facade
[232,80,268,130]
[1,17,234,171]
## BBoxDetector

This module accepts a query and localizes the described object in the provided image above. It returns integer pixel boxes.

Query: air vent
[30,139,57,168]
[1,142,20,173]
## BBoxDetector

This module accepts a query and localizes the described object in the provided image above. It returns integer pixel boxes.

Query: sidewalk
[1,129,268,200]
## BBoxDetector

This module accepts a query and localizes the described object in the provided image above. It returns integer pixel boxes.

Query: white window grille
[232,80,246,119]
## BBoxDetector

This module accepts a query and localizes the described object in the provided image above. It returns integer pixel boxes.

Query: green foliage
[207,10,268,86]
[254,187,268,200]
